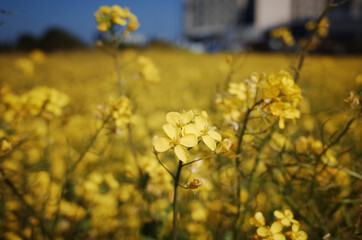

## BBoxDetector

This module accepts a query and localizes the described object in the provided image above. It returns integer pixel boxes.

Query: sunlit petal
[166,112,180,125]
[181,110,194,124]
[256,227,269,237]
[208,130,222,142]
[180,134,198,148]
[274,210,284,219]
[195,116,208,130]
[202,135,216,151]
[270,222,283,234]
[184,123,201,137]
[174,145,189,162]
[153,137,172,152]
[163,123,178,139]
[255,212,265,226]
[273,233,286,240]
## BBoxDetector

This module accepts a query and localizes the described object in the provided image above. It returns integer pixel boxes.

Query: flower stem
[172,160,183,240]
[293,0,334,83]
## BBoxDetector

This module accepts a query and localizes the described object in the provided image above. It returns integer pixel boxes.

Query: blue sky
[0,0,183,44]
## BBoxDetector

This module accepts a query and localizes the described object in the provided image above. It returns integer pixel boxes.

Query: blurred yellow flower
[94,5,139,33]
[287,223,308,240]
[1,139,12,155]
[257,221,286,240]
[270,27,295,46]
[274,209,298,227]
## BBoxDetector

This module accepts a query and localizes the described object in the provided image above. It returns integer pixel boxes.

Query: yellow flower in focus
[274,209,298,227]
[166,110,194,128]
[153,122,198,162]
[184,112,222,151]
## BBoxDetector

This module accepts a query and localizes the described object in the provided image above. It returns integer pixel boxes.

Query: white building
[184,0,362,49]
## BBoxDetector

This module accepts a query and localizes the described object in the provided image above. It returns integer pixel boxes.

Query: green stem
[127,124,143,180]
[233,101,262,239]
[294,0,334,83]
[172,160,183,240]
[111,31,123,94]
[51,115,110,232]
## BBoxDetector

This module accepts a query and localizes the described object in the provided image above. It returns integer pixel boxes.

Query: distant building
[184,0,362,51]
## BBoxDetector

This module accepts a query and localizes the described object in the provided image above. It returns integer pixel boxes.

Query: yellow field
[0,48,361,240]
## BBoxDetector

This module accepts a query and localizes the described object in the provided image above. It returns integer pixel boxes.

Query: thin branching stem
[154,153,176,179]
[172,160,183,240]
[233,100,263,239]
[294,0,334,83]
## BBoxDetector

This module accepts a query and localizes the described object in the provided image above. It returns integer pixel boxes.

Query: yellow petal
[279,118,285,129]
[112,16,127,25]
[174,145,189,162]
[281,218,291,226]
[179,134,198,148]
[297,231,308,240]
[163,123,178,139]
[274,210,284,219]
[273,233,286,240]
[255,212,265,226]
[183,123,201,137]
[284,209,294,218]
[153,137,171,152]
[202,135,216,151]
[292,223,300,232]
[195,116,208,130]
[180,110,194,124]
[208,130,222,142]
[270,222,283,234]
[256,227,269,237]
[166,112,180,125]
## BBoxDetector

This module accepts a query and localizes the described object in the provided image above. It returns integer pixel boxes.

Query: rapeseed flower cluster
[96,96,135,134]
[270,28,295,46]
[153,110,222,162]
[1,85,69,121]
[137,56,161,84]
[216,70,302,129]
[250,210,307,240]
[94,5,139,33]
[305,17,330,38]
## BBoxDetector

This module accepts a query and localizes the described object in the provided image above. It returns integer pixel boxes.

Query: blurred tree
[39,28,85,51]
[16,34,38,51]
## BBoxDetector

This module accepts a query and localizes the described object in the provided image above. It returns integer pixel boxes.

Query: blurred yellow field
[1,48,361,240]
